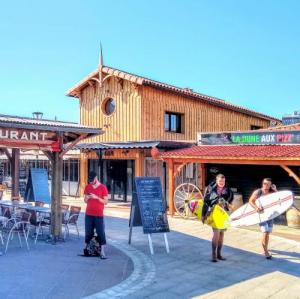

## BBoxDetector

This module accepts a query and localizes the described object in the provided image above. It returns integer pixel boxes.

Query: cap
[88,171,97,183]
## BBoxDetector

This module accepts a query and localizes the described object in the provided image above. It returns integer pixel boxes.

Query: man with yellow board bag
[189,174,233,262]
[202,174,233,262]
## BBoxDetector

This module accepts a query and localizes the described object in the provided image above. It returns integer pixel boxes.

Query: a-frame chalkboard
[128,177,170,254]
[25,168,51,203]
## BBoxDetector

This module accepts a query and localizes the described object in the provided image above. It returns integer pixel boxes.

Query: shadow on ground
[105,215,300,299]
[0,227,133,299]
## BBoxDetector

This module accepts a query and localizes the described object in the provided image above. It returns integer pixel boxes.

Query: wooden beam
[174,162,188,176]
[42,150,54,164]
[11,149,20,199]
[1,148,12,163]
[90,77,101,84]
[198,163,206,194]
[117,78,124,88]
[50,151,63,239]
[280,165,300,185]
[59,134,87,158]
[80,153,88,196]
[167,159,175,216]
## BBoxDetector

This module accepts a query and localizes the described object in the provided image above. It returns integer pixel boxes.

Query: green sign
[198,131,300,145]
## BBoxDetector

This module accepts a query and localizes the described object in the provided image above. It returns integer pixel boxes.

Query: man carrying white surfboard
[202,174,233,262]
[249,178,277,260]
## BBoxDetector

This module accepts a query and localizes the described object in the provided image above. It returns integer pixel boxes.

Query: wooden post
[167,159,175,216]
[51,151,63,239]
[80,152,88,196]
[199,163,206,194]
[11,148,20,199]
[135,151,145,177]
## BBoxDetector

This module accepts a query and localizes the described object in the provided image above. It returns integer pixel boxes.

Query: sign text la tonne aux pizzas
[198,131,300,145]
[232,133,294,144]
[0,129,49,141]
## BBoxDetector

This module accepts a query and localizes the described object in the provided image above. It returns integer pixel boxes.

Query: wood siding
[141,86,270,141]
[80,77,142,143]
[80,78,271,143]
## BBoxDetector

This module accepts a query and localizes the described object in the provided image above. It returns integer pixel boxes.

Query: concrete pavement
[1,198,299,299]
[102,203,300,299]
[0,224,133,299]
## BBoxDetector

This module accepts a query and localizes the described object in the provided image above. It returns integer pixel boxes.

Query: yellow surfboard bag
[190,199,230,229]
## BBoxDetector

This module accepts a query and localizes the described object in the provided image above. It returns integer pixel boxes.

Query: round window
[102,98,116,116]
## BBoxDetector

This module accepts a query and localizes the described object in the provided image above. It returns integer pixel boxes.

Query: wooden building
[66,53,280,199]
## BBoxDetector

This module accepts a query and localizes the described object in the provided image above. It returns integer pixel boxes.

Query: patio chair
[0,216,8,245]
[61,204,70,222]
[63,206,81,240]
[3,210,31,253]
[1,206,11,218]
[27,209,50,244]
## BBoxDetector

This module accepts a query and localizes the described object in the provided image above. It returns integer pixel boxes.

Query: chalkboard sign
[25,168,50,203]
[129,191,142,227]
[133,177,169,234]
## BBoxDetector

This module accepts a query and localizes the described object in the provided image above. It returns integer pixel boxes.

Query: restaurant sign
[197,131,300,145]
[0,128,51,141]
[0,127,59,151]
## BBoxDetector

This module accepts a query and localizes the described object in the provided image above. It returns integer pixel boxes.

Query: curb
[83,239,156,299]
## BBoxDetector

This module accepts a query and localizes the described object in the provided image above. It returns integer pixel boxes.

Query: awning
[76,140,194,150]
[0,114,103,152]
[158,144,300,165]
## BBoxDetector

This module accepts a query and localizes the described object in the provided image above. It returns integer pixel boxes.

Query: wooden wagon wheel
[174,183,203,218]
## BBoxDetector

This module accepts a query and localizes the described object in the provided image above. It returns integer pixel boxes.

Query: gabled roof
[66,65,280,122]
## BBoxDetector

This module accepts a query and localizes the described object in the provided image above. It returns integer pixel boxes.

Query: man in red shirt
[84,171,108,258]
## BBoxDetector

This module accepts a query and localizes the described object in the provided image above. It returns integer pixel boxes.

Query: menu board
[25,168,50,203]
[134,177,169,234]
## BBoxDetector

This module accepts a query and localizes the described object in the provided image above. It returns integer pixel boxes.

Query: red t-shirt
[84,183,108,217]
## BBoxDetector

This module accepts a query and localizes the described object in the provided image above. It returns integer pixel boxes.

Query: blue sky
[0,0,299,122]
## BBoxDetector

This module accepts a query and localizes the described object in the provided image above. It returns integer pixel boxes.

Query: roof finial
[98,43,103,88]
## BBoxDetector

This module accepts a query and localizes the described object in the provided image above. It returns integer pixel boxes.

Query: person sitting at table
[84,171,109,259]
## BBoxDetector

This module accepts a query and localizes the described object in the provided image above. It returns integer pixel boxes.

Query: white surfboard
[230,190,294,227]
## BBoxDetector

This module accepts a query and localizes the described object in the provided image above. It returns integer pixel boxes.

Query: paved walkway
[101,205,300,299]
[0,226,134,299]
[1,199,300,299]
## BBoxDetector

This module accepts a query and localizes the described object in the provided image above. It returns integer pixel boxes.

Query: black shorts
[85,215,106,245]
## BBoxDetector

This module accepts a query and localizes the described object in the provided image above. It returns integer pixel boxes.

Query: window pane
[164,113,170,130]
[176,114,181,132]
[171,115,177,131]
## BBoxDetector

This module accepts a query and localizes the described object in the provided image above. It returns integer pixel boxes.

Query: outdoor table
[0,215,8,224]
[0,200,29,208]
[23,205,51,214]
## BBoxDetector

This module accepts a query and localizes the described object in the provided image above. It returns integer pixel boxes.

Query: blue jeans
[259,220,273,233]
[85,215,106,245]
